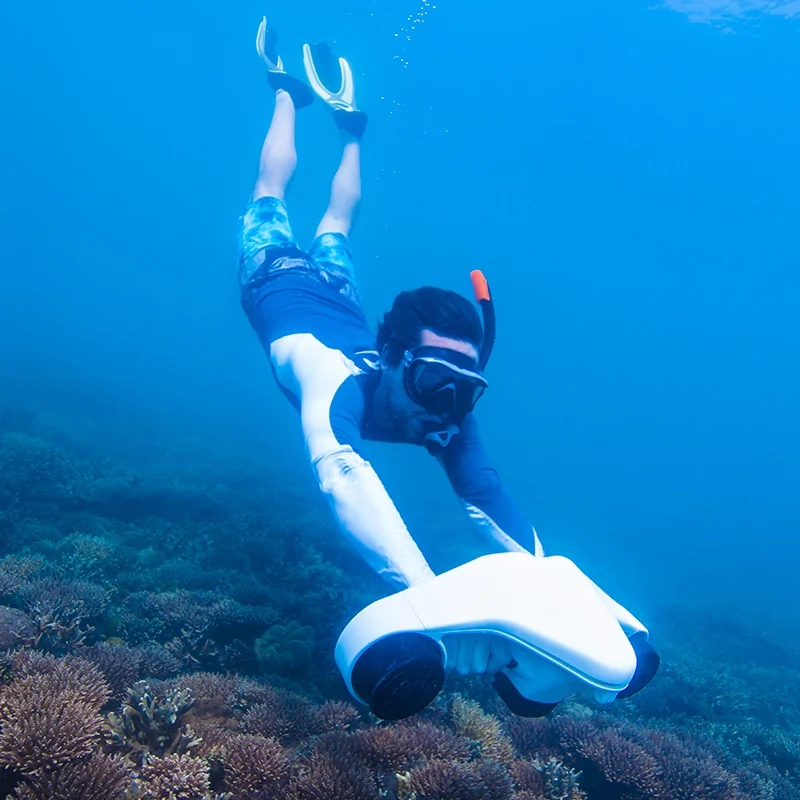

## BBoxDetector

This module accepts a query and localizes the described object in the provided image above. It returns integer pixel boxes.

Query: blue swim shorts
[237,196,359,304]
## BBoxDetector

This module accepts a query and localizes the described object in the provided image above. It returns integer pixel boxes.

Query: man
[238,19,545,592]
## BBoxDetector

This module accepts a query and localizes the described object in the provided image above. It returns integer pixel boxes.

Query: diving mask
[403,346,488,418]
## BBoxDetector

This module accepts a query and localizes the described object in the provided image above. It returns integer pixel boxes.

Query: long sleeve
[438,414,544,557]
[270,333,436,590]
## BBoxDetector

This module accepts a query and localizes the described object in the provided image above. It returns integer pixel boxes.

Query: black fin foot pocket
[351,632,445,721]
[267,72,315,109]
[493,671,560,718]
[333,109,368,138]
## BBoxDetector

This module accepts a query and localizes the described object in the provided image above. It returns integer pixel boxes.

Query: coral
[10,754,131,800]
[221,732,292,798]
[105,680,199,760]
[290,750,381,800]
[80,642,143,700]
[16,578,109,653]
[120,589,274,670]
[52,532,117,581]
[509,759,548,794]
[351,720,473,772]
[317,699,362,733]
[138,643,182,679]
[0,660,110,781]
[0,555,47,597]
[535,757,586,800]
[508,712,756,800]
[132,753,213,800]
[236,681,327,745]
[0,432,80,512]
[0,605,34,649]
[9,650,112,707]
[254,620,315,675]
[398,758,515,800]
[450,694,516,764]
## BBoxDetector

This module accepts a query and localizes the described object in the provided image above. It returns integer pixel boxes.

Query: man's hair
[376,286,483,365]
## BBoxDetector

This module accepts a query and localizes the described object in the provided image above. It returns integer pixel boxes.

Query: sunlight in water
[663,0,800,22]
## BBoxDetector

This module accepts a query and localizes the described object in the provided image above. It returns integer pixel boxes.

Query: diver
[239,18,544,591]
[238,19,659,718]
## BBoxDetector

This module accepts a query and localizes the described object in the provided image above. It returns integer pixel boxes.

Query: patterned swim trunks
[237,196,359,304]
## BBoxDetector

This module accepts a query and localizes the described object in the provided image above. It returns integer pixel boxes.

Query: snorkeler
[239,17,544,591]
[238,19,659,719]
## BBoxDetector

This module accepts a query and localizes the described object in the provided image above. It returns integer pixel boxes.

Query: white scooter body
[336,553,651,716]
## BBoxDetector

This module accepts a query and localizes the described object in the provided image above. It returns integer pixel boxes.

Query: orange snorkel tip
[469,270,495,371]
[470,270,491,303]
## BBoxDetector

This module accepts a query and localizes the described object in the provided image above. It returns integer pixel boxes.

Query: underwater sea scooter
[335,552,660,720]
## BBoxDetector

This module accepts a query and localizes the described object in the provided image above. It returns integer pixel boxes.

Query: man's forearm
[315,443,436,589]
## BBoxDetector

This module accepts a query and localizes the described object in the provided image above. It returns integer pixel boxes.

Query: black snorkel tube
[470,270,495,371]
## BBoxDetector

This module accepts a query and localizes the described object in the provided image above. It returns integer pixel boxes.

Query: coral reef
[0,402,799,799]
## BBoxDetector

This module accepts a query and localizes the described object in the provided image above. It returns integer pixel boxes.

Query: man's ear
[380,343,402,368]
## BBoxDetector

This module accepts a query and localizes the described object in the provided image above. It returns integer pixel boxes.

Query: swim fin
[302,42,368,138]
[256,17,314,109]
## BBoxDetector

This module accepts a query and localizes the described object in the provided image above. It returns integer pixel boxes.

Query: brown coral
[348,720,473,772]
[134,753,211,800]
[79,642,143,700]
[10,754,131,800]
[236,681,322,744]
[401,757,515,800]
[222,732,293,797]
[290,750,381,800]
[0,658,110,777]
[450,694,516,764]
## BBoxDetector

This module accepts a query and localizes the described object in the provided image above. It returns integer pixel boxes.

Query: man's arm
[438,414,544,557]
[271,333,436,590]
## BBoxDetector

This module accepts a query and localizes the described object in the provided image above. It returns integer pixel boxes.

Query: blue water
[1,0,798,638]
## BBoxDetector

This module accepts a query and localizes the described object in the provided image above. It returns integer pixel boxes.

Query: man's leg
[254,90,298,202]
[315,132,362,237]
[238,89,303,289]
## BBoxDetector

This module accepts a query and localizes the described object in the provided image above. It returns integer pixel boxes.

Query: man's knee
[253,181,286,203]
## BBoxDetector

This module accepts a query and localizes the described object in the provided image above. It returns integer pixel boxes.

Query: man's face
[375,329,480,443]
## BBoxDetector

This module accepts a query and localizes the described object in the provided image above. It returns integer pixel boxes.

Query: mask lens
[407,358,487,416]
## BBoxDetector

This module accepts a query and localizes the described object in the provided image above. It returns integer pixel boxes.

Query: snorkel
[422,271,496,454]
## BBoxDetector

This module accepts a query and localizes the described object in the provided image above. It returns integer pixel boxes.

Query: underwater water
[1,0,799,797]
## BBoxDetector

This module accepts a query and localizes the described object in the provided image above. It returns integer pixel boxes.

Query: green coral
[254,621,315,675]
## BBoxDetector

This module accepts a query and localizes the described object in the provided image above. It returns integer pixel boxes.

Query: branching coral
[450,694,515,764]
[131,753,214,800]
[138,643,182,679]
[0,656,112,797]
[349,720,473,773]
[9,650,112,708]
[105,680,199,760]
[52,532,117,581]
[0,555,47,598]
[10,754,131,800]
[290,750,381,800]
[16,578,109,653]
[220,732,292,798]
[507,712,758,800]
[79,642,144,700]
[397,758,515,800]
